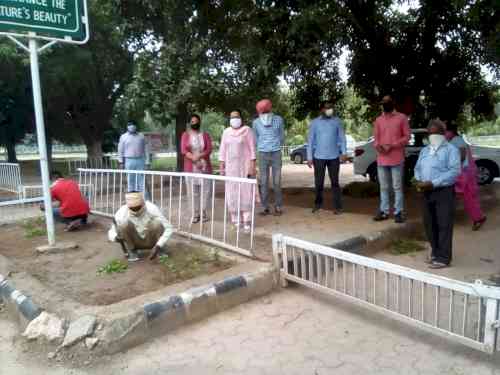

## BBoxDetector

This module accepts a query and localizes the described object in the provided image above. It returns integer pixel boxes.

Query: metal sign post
[0,0,89,246]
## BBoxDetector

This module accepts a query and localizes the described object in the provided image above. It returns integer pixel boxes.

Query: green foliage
[342,182,380,198]
[97,260,128,275]
[390,239,426,256]
[21,217,46,238]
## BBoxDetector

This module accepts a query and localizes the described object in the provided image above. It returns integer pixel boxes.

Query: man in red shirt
[48,171,90,231]
[373,95,411,223]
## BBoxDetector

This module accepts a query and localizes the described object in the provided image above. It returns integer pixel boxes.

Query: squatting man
[108,192,173,262]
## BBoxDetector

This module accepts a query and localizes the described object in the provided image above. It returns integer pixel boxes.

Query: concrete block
[85,337,99,350]
[62,315,97,348]
[182,286,218,322]
[99,310,148,355]
[36,242,79,254]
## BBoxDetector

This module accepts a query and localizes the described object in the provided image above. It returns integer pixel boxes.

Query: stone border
[0,265,277,355]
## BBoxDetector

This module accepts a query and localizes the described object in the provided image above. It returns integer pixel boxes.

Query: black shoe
[373,212,389,221]
[428,261,449,269]
[394,213,405,224]
[259,209,271,216]
[191,216,200,224]
[312,206,321,213]
[333,209,343,215]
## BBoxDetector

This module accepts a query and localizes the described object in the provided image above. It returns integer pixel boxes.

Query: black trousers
[313,158,342,210]
[422,186,455,265]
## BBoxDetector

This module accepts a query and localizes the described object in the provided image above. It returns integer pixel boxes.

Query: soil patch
[0,217,235,306]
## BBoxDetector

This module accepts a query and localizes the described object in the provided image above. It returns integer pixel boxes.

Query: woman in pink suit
[219,110,257,232]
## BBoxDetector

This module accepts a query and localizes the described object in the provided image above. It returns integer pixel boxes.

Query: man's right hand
[307,160,313,169]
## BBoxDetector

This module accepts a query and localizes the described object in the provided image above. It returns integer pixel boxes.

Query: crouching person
[108,192,173,262]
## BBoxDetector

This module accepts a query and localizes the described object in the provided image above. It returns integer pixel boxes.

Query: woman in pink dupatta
[219,110,257,232]
[446,125,487,231]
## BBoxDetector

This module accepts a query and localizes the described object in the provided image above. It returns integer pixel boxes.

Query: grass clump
[21,217,47,238]
[390,238,426,255]
[97,259,128,275]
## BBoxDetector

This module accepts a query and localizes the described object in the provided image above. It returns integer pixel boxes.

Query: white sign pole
[28,38,55,246]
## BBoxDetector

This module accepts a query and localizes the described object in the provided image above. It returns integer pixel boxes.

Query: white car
[353,129,500,185]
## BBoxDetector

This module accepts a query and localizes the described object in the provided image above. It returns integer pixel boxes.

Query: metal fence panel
[273,234,500,354]
[0,197,44,225]
[0,163,23,196]
[78,168,257,258]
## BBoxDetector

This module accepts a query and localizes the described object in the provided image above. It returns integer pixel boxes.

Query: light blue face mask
[260,113,273,126]
[127,125,137,133]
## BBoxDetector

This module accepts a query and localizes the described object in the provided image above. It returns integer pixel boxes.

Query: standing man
[253,99,285,216]
[415,119,461,269]
[307,101,347,214]
[118,121,150,193]
[373,95,411,223]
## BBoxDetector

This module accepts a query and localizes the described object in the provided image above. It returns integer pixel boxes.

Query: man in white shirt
[108,192,173,262]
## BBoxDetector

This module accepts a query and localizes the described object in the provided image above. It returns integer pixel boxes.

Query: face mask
[429,134,445,148]
[191,123,200,131]
[260,113,273,126]
[382,103,394,113]
[324,108,334,117]
[127,125,137,133]
[230,118,242,129]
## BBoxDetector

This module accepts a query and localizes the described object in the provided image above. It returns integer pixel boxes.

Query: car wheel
[475,161,495,185]
[367,164,378,183]
[293,154,303,164]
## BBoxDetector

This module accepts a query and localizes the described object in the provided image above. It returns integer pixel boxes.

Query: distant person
[253,98,285,216]
[373,95,411,223]
[219,110,257,232]
[181,114,213,224]
[307,100,347,215]
[415,119,461,269]
[108,192,173,262]
[445,123,487,231]
[46,171,90,231]
[118,121,150,193]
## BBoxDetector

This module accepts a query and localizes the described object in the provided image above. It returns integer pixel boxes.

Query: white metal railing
[67,156,118,175]
[0,163,23,196]
[0,197,44,225]
[273,234,500,354]
[78,168,258,257]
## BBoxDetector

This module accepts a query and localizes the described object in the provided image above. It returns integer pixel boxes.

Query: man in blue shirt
[307,101,348,214]
[415,119,461,269]
[253,99,285,216]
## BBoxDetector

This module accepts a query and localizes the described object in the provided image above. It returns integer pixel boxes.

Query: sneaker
[64,220,82,232]
[333,209,343,215]
[127,251,140,262]
[274,207,283,216]
[428,261,449,269]
[472,216,487,231]
[191,216,200,224]
[312,206,321,213]
[394,213,405,224]
[373,212,389,221]
[259,209,270,216]
[202,214,210,223]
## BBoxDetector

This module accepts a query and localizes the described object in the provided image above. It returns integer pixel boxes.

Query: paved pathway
[2,286,499,375]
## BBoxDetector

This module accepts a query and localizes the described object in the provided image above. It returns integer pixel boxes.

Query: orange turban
[256,99,272,114]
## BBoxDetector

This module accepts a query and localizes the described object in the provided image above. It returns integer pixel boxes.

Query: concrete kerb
[0,264,278,356]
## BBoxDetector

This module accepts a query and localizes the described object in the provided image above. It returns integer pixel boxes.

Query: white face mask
[324,108,334,117]
[429,134,445,149]
[127,125,137,133]
[230,118,242,129]
[259,113,273,126]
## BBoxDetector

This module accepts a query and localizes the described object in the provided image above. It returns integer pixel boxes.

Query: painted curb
[98,266,277,355]
[0,274,42,326]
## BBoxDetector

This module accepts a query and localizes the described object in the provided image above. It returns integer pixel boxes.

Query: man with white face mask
[118,121,150,193]
[252,99,285,216]
[414,119,461,269]
[307,100,348,214]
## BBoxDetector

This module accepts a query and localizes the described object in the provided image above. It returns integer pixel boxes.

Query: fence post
[272,234,288,287]
[483,298,499,353]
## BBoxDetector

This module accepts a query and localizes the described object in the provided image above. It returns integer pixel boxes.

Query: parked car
[289,135,357,164]
[353,129,500,185]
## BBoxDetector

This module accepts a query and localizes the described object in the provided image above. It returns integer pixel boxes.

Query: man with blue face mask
[253,99,285,216]
[118,121,150,193]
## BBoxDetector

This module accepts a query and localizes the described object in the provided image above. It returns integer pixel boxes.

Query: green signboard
[0,0,88,44]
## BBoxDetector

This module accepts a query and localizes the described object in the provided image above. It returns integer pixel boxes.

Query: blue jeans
[125,157,146,193]
[377,163,404,215]
[258,151,283,209]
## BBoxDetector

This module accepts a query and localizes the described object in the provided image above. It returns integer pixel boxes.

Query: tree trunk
[5,137,17,163]
[175,103,189,172]
[85,138,104,160]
